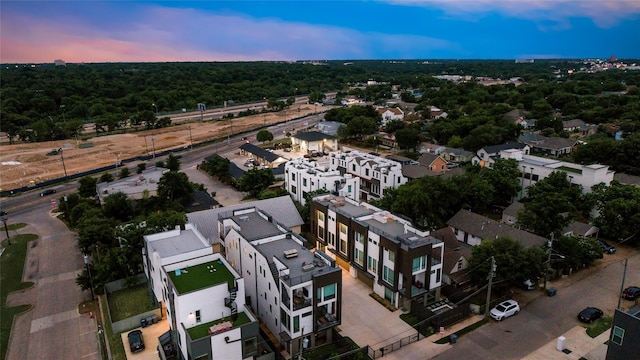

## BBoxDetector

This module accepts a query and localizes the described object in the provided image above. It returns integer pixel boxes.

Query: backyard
[107,284,157,322]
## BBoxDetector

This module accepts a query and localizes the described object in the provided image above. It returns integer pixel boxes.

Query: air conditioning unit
[284,249,298,258]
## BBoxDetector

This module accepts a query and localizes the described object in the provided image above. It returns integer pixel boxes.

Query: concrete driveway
[338,270,415,349]
[120,318,170,360]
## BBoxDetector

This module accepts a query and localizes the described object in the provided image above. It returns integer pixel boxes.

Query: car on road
[0,210,7,216]
[577,307,603,323]
[622,286,640,301]
[597,240,616,254]
[40,189,56,196]
[490,299,520,321]
[128,330,145,353]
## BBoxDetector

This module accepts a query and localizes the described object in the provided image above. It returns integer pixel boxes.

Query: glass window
[612,326,624,345]
[317,211,324,221]
[367,256,378,272]
[387,250,395,262]
[354,248,364,266]
[339,223,347,234]
[243,338,257,356]
[195,310,201,323]
[318,226,324,240]
[293,316,300,333]
[303,178,307,186]
[365,169,369,176]
[354,232,364,244]
[340,239,348,255]
[291,185,297,194]
[383,265,394,284]
[292,173,296,181]
[323,284,336,300]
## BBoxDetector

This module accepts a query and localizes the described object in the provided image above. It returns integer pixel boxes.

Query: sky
[1,1,640,63]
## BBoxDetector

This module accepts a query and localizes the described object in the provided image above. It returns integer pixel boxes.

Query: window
[383,265,394,284]
[387,249,395,262]
[340,239,347,255]
[355,232,364,244]
[412,256,426,272]
[195,310,201,323]
[457,258,464,270]
[436,268,441,283]
[280,308,291,329]
[317,283,336,301]
[348,185,352,193]
[329,233,336,246]
[612,326,624,345]
[365,169,369,176]
[302,311,312,318]
[303,178,307,186]
[367,256,378,272]
[317,212,325,222]
[339,223,347,234]
[291,173,296,181]
[318,225,325,240]
[352,164,356,171]
[293,316,300,333]
[243,338,257,356]
[291,185,297,194]
[354,248,364,266]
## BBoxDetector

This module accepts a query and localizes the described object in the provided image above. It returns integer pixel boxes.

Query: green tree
[118,167,130,179]
[395,127,421,151]
[78,176,98,198]
[102,192,133,222]
[137,163,147,174]
[481,158,522,206]
[99,172,113,183]
[157,171,193,204]
[166,153,181,172]
[237,168,275,198]
[346,116,378,140]
[199,156,231,184]
[256,129,274,143]
[77,215,115,253]
[589,182,640,241]
[308,91,326,104]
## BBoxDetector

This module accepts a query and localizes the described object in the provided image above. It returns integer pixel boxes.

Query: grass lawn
[187,312,252,340]
[0,234,38,360]
[586,316,612,338]
[101,295,126,360]
[303,336,363,360]
[400,313,434,337]
[5,223,27,231]
[434,318,488,344]
[107,284,156,322]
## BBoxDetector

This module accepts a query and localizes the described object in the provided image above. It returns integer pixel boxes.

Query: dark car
[578,307,603,323]
[128,330,145,353]
[0,210,7,216]
[622,286,640,301]
[40,189,56,197]
[597,240,616,254]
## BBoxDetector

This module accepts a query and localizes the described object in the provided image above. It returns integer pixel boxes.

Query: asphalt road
[433,251,640,360]
[3,200,99,360]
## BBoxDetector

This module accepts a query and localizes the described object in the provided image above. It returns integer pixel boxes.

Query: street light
[1,217,10,245]
[83,254,95,301]
[152,102,158,116]
[60,104,66,122]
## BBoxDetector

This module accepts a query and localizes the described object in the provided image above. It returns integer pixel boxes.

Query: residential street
[433,250,640,360]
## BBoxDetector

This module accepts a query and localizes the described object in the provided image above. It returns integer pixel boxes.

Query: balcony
[316,313,338,331]
[186,312,252,341]
[293,295,312,311]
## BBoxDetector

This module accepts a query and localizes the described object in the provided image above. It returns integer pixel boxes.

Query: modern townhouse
[284,157,360,205]
[143,224,261,360]
[310,194,444,311]
[218,207,342,358]
[328,150,407,201]
[500,148,614,194]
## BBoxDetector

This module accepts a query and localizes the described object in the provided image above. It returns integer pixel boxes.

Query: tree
[157,171,194,204]
[237,168,275,198]
[199,156,231,184]
[256,129,274,143]
[99,172,113,183]
[77,215,115,253]
[481,158,522,206]
[102,192,133,222]
[589,182,640,241]
[118,167,130,179]
[166,153,181,171]
[345,116,377,140]
[137,163,146,174]
[308,91,326,104]
[78,176,98,198]
[395,127,421,151]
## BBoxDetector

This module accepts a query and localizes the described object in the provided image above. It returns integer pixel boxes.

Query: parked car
[597,240,616,254]
[0,210,7,216]
[577,307,603,323]
[490,299,520,321]
[40,189,56,196]
[622,286,640,301]
[128,330,145,353]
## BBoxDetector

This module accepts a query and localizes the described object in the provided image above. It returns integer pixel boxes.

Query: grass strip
[586,316,612,338]
[434,318,488,344]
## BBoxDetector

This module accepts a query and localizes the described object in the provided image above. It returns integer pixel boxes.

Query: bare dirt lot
[1,105,320,191]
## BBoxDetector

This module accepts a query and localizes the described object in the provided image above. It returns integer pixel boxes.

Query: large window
[243,338,257,357]
[367,256,378,272]
[339,223,347,234]
[317,211,325,222]
[340,239,348,255]
[329,233,336,246]
[317,225,325,240]
[303,178,307,186]
[293,315,300,333]
[612,326,624,345]
[387,249,395,262]
[280,309,291,330]
[412,256,426,272]
[317,283,336,301]
[354,232,364,244]
[383,265,394,284]
[354,248,364,266]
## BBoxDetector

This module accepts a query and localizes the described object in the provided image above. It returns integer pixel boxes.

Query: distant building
[284,157,360,205]
[472,142,530,168]
[96,167,168,204]
[376,107,404,126]
[291,131,338,154]
[53,59,66,66]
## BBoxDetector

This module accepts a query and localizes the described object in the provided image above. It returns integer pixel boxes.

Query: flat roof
[148,229,209,258]
[97,167,168,198]
[230,212,284,241]
[167,259,235,294]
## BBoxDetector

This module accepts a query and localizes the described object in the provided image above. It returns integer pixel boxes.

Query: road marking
[38,270,82,285]
[79,330,96,336]
[81,351,98,358]
[30,309,78,333]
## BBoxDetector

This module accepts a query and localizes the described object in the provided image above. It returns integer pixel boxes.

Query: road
[433,251,640,360]
[3,200,99,360]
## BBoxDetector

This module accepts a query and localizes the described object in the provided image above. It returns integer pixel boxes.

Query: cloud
[0,4,455,63]
[384,0,640,28]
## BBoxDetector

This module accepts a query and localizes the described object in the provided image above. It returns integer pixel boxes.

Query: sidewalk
[522,326,609,360]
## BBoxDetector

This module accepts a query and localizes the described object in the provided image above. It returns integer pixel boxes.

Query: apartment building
[284,157,360,205]
[329,150,407,201]
[219,207,342,358]
[500,148,615,194]
[143,224,262,360]
[310,194,444,311]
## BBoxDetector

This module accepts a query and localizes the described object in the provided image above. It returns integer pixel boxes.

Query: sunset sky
[2,1,639,63]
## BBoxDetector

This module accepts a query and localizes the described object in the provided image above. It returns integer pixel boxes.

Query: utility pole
[617,258,628,310]
[151,135,156,159]
[544,233,554,289]
[188,126,193,150]
[1,217,10,245]
[485,256,496,319]
[58,148,68,178]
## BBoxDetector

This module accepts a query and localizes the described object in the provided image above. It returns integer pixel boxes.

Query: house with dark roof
[472,142,530,168]
[519,134,578,157]
[418,153,449,173]
[239,143,288,168]
[447,209,549,248]
[440,147,474,163]
[502,201,523,225]
[185,190,220,212]
[401,165,464,180]
[504,109,532,129]
[291,131,338,154]
[562,119,586,132]
[562,221,599,238]
[431,228,473,287]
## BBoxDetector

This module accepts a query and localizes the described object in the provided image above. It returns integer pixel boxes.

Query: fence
[366,332,424,359]
[103,275,162,334]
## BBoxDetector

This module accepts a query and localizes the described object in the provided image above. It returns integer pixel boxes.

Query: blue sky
[1,1,639,63]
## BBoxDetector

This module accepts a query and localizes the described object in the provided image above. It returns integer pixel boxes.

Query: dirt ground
[0,105,320,191]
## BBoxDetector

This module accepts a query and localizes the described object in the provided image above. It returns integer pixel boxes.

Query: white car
[490,299,520,321]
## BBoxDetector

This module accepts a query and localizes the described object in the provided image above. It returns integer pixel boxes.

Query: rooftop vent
[239,216,249,222]
[283,249,298,259]
[302,263,315,272]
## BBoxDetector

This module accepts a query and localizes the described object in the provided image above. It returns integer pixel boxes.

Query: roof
[239,143,282,163]
[563,220,599,237]
[431,227,473,275]
[562,119,586,128]
[185,190,220,213]
[614,173,640,186]
[504,109,529,121]
[443,147,473,157]
[446,209,548,248]
[292,131,337,142]
[96,167,168,200]
[386,154,416,165]
[186,196,304,245]
[377,107,404,116]
[502,201,523,218]
[481,142,527,155]
[519,133,546,143]
[147,228,209,259]
[229,211,285,241]
[417,153,442,166]
[520,135,578,150]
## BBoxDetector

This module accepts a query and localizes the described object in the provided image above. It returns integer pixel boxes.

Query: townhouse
[143,224,261,360]
[284,157,360,205]
[310,194,444,311]
[328,150,407,201]
[500,148,614,194]
[219,207,342,358]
